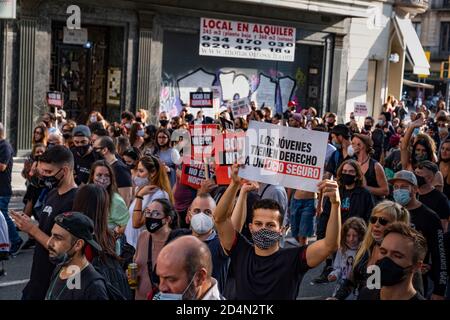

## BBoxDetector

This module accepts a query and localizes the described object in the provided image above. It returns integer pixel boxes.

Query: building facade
[412,0,450,107]
[0,0,429,154]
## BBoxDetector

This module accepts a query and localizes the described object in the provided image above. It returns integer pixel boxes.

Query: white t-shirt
[124,188,169,249]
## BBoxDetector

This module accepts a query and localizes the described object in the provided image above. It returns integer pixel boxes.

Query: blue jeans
[0,196,21,246]
[290,198,316,238]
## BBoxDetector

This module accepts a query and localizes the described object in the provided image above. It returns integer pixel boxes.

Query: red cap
[288,101,297,107]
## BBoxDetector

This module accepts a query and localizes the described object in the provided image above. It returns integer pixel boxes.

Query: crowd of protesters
[0,94,449,300]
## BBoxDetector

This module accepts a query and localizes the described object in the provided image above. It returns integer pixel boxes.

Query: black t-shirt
[0,139,14,196]
[418,189,450,220]
[46,264,108,300]
[409,204,447,296]
[111,159,132,188]
[325,150,355,177]
[227,232,310,300]
[22,187,78,300]
[205,233,230,294]
[358,287,425,300]
[72,148,96,185]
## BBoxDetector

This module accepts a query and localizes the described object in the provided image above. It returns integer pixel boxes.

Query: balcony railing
[396,0,429,15]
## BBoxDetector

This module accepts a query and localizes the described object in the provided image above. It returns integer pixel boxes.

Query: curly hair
[340,217,367,251]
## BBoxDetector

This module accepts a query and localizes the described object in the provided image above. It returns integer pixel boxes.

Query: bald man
[47,133,64,148]
[155,235,223,300]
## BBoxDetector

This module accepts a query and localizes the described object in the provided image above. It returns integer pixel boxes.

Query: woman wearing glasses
[333,201,410,300]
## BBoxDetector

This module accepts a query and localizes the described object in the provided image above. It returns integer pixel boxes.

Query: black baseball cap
[54,212,102,252]
[331,124,351,139]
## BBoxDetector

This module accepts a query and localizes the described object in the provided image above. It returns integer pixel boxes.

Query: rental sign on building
[0,0,16,19]
[199,18,296,62]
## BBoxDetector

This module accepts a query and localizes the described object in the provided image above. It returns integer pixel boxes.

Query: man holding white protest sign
[214,164,341,300]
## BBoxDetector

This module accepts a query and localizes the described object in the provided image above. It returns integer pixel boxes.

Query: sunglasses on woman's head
[369,216,390,226]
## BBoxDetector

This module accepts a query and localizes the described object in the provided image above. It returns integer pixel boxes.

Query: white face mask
[347,145,355,157]
[133,176,148,188]
[90,116,97,123]
[190,212,214,234]
[137,129,145,137]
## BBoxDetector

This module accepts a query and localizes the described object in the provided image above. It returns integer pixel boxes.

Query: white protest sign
[0,0,16,19]
[231,98,251,118]
[354,102,368,117]
[239,121,329,193]
[200,18,296,62]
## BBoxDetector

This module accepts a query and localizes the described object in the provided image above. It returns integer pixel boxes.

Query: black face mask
[127,163,135,170]
[364,124,372,131]
[94,149,104,160]
[48,241,77,266]
[41,168,64,189]
[136,117,142,123]
[145,217,165,233]
[47,143,56,150]
[341,174,356,186]
[159,119,169,127]
[74,145,90,157]
[62,133,72,140]
[415,174,427,187]
[376,256,412,286]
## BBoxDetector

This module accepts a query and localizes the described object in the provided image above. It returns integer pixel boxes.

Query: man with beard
[46,212,108,300]
[11,146,78,300]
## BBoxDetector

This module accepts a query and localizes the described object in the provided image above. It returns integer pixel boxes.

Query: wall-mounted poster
[107,68,121,106]
[0,0,16,19]
[200,18,296,62]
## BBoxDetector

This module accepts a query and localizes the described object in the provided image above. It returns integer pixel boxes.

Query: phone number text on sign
[199,18,296,62]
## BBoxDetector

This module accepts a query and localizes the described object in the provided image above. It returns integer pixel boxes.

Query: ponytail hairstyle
[152,198,179,229]
[139,155,174,204]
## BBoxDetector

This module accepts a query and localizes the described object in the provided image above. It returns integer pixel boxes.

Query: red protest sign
[214,131,246,165]
[180,157,214,189]
[189,124,219,162]
[213,131,246,185]
[215,164,232,185]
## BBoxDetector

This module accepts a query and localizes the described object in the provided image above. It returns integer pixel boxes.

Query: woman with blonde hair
[136,109,149,124]
[334,200,409,299]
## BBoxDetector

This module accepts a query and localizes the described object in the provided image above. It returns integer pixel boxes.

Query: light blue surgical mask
[153,272,197,300]
[153,292,183,300]
[393,189,411,206]
[133,176,149,188]
[332,141,342,149]
[137,129,145,137]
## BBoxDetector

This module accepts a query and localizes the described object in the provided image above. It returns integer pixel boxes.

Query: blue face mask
[332,141,342,149]
[153,272,197,300]
[413,128,420,136]
[393,189,411,206]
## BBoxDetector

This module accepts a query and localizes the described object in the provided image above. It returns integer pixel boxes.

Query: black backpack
[92,255,132,300]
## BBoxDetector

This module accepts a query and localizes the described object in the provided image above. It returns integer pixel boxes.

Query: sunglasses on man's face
[369,216,390,226]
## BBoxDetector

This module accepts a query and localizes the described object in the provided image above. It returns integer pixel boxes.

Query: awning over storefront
[393,15,430,75]
[403,79,434,90]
